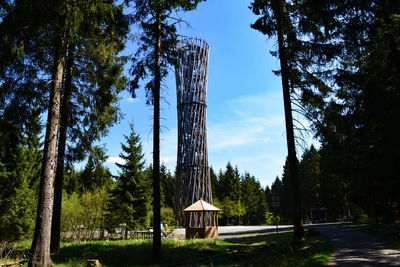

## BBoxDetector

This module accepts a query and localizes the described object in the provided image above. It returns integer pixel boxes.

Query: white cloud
[106,156,126,165]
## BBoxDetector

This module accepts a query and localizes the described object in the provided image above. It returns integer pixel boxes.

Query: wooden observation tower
[174,37,213,225]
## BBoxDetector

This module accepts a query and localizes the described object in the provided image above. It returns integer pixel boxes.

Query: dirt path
[315,225,400,266]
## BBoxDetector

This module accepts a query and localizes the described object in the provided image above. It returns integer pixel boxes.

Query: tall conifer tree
[108,124,151,233]
[126,0,205,258]
[250,0,304,242]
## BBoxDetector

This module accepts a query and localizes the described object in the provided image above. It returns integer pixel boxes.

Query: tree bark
[50,45,74,255]
[29,28,66,267]
[273,0,304,242]
[152,9,162,260]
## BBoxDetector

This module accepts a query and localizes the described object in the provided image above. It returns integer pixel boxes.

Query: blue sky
[98,0,314,188]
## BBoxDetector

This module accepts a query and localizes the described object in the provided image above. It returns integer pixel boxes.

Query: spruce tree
[160,164,175,208]
[108,124,151,233]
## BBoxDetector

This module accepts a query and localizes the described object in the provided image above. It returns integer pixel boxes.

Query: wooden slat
[174,38,213,226]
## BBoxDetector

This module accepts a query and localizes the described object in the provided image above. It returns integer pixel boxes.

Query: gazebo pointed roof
[184,199,220,212]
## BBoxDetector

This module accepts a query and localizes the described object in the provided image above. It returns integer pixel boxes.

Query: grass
[1,232,331,266]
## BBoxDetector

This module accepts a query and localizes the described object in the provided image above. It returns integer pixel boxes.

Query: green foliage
[80,147,113,193]
[160,165,175,208]
[212,163,269,226]
[254,0,400,224]
[241,173,268,225]
[61,188,110,240]
[160,207,175,227]
[265,210,276,225]
[0,115,41,242]
[126,0,206,103]
[106,124,151,230]
[299,145,321,222]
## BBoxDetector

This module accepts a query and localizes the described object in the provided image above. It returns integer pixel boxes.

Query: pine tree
[209,167,218,201]
[241,173,268,225]
[108,124,151,233]
[50,3,128,254]
[0,113,42,241]
[160,164,175,208]
[250,0,304,242]
[299,145,321,222]
[80,147,113,192]
[126,0,206,258]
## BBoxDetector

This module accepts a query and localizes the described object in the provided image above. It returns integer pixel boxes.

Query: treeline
[0,124,174,242]
[210,163,268,226]
[266,145,365,225]
[268,143,399,225]
[0,117,270,242]
[251,0,400,226]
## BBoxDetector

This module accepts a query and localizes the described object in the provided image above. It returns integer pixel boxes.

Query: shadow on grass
[52,239,245,267]
[51,232,331,267]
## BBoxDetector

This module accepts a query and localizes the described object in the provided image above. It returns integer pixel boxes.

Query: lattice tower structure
[174,37,212,225]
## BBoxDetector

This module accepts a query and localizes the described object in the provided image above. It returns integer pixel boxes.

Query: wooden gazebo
[184,199,220,239]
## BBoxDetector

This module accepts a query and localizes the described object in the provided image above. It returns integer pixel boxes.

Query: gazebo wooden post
[213,213,215,227]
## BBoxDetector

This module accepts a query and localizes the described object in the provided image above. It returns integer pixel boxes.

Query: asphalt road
[314,224,400,266]
[203,223,400,266]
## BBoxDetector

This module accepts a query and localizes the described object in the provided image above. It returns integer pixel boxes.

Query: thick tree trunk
[274,0,304,242]
[50,45,74,255]
[152,9,162,260]
[29,32,66,267]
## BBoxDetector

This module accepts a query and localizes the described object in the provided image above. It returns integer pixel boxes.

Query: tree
[28,0,68,263]
[209,166,218,199]
[50,2,128,254]
[107,124,151,235]
[1,0,125,260]
[126,0,206,258]
[241,173,268,225]
[160,164,175,208]
[218,162,240,202]
[298,145,321,222]
[0,115,42,241]
[250,0,304,241]
[291,0,400,224]
[217,163,241,225]
[80,147,113,192]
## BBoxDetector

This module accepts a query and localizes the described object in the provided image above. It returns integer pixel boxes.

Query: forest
[1,0,400,266]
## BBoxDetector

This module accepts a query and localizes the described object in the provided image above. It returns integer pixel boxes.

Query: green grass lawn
[2,232,331,266]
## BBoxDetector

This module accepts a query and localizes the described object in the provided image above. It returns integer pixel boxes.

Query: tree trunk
[29,29,66,267]
[152,9,162,260]
[273,0,304,242]
[50,45,74,255]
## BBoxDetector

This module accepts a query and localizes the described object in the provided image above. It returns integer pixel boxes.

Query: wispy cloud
[208,90,286,152]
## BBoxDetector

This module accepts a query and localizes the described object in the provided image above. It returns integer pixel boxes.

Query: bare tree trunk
[50,45,74,255]
[152,9,162,260]
[29,31,66,267]
[274,0,304,243]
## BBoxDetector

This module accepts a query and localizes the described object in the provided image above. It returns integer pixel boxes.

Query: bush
[61,188,110,240]
[161,207,176,227]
